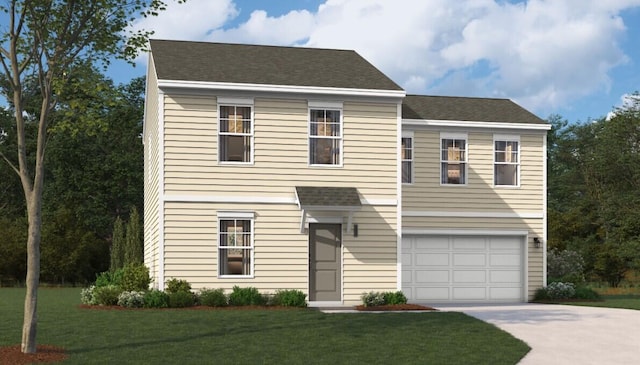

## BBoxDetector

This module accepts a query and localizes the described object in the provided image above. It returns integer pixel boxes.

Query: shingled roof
[402,94,546,125]
[149,39,402,91]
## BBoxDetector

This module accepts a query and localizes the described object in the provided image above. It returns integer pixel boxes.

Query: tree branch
[0,150,21,176]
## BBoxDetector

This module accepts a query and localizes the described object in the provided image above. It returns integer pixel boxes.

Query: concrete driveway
[435,303,640,365]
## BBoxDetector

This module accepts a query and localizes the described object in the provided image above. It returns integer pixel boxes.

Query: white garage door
[402,235,525,303]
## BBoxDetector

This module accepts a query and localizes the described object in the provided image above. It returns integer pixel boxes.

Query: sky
[112,0,640,123]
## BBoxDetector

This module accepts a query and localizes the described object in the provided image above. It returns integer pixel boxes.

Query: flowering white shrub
[117,290,145,308]
[546,282,576,299]
[361,291,386,307]
[80,285,97,305]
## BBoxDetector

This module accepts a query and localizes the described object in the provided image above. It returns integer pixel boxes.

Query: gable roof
[402,94,546,125]
[149,39,403,92]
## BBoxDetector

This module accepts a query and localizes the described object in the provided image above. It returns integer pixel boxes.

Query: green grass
[0,288,529,364]
[564,294,640,310]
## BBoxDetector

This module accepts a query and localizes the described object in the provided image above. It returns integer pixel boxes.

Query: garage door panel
[416,253,449,266]
[416,270,449,283]
[453,253,485,266]
[402,235,524,303]
[453,287,486,300]
[417,236,448,250]
[490,287,522,300]
[490,270,521,283]
[402,270,412,284]
[416,287,449,300]
[453,270,486,283]
[452,237,486,250]
[490,254,521,266]
[490,237,518,249]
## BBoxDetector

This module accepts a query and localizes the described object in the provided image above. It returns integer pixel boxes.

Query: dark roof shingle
[295,187,362,209]
[402,94,546,125]
[150,39,402,91]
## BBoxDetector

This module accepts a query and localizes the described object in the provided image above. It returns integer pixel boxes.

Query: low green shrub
[534,282,576,301]
[383,291,408,305]
[165,278,192,294]
[168,291,196,308]
[199,288,228,307]
[533,287,551,301]
[573,286,601,300]
[80,285,97,305]
[228,286,266,306]
[93,285,122,306]
[94,269,123,288]
[546,282,575,299]
[117,291,145,308]
[361,291,386,307]
[143,289,169,308]
[120,264,151,291]
[272,289,307,307]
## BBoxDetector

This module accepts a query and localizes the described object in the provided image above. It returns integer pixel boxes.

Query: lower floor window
[218,218,253,276]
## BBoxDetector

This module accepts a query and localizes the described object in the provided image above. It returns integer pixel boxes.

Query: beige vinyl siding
[403,216,544,299]
[143,58,161,286]
[403,130,544,212]
[163,96,398,202]
[163,202,397,304]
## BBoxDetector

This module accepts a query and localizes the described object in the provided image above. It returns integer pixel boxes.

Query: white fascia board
[157,79,406,99]
[402,211,544,219]
[403,119,552,131]
[402,228,529,236]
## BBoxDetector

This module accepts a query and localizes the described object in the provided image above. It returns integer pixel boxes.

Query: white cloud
[206,9,315,45]
[130,0,238,41]
[132,0,640,115]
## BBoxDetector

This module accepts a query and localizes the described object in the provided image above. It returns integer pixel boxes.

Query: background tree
[0,0,183,353]
[110,217,125,272]
[124,206,143,265]
[547,93,640,285]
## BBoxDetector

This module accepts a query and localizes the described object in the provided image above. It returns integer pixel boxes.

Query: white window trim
[217,213,255,279]
[493,134,521,188]
[308,105,344,168]
[217,101,255,165]
[440,132,468,186]
[402,131,414,185]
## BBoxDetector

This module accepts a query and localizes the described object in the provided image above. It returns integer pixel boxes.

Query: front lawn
[563,295,640,311]
[0,288,529,364]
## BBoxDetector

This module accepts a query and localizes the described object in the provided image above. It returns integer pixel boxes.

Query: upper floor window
[402,133,414,184]
[441,133,467,185]
[218,212,254,277]
[494,135,519,186]
[219,102,253,163]
[309,108,342,165]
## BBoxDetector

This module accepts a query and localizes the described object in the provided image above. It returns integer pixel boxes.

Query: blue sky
[112,0,640,123]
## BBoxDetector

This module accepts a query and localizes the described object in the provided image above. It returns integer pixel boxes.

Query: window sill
[218,275,255,279]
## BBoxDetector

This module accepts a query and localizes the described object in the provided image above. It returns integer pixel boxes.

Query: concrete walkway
[435,303,640,365]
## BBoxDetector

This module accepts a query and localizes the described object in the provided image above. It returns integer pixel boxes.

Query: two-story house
[143,39,550,305]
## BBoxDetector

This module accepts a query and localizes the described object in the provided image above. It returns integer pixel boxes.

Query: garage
[402,234,525,303]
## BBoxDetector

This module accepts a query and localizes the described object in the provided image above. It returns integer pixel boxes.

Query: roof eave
[402,118,551,130]
[157,79,406,99]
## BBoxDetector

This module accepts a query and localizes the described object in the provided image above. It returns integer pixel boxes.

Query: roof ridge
[149,38,356,54]
[406,94,512,102]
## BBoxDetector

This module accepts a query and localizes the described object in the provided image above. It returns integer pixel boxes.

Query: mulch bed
[0,345,67,365]
[355,303,436,311]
